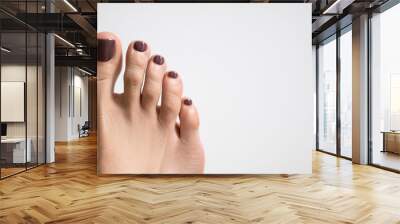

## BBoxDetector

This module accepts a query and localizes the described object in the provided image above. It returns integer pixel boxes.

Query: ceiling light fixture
[1,47,11,53]
[54,34,75,48]
[323,0,342,14]
[63,0,78,12]
[322,0,354,15]
[78,67,93,76]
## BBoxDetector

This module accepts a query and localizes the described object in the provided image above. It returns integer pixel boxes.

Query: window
[318,37,337,154]
[339,29,352,158]
[370,3,400,171]
[317,27,353,159]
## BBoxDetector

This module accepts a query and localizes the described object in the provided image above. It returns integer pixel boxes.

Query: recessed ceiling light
[63,0,78,12]
[322,0,354,15]
[78,67,93,76]
[1,47,11,53]
[54,34,75,48]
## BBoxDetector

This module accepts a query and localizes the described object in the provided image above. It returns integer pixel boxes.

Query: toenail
[133,41,147,52]
[98,39,115,62]
[183,98,192,106]
[153,55,164,65]
[167,71,178,79]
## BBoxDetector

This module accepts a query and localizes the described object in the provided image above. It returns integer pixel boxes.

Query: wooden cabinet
[382,132,400,154]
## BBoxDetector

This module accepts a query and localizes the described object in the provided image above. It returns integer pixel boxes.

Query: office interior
[0,0,399,222]
[315,1,400,172]
[0,0,96,179]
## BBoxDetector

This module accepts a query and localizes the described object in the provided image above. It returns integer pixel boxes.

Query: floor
[372,150,400,171]
[0,167,25,178]
[1,163,42,178]
[0,135,400,223]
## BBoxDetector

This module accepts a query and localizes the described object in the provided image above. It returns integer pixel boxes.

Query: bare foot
[97,32,204,174]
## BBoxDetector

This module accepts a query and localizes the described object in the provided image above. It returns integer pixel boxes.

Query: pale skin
[97,32,205,174]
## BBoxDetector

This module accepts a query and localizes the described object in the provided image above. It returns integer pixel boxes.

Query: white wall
[55,67,89,141]
[1,66,25,130]
[71,73,89,138]
[1,65,40,138]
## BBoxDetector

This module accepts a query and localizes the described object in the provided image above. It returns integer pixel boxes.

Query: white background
[98,3,313,174]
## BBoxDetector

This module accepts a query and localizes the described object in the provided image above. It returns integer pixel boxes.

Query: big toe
[97,32,122,103]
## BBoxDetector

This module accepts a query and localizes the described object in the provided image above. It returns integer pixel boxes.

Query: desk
[1,138,31,163]
[382,131,400,154]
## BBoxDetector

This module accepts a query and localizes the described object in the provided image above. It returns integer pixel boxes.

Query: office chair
[79,121,90,138]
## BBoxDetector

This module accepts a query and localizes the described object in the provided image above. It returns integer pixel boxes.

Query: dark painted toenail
[153,55,164,65]
[183,98,192,106]
[167,71,178,79]
[133,41,147,52]
[98,39,115,62]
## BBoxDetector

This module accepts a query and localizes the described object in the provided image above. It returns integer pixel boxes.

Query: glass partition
[38,32,45,165]
[0,1,46,179]
[1,31,28,177]
[27,31,38,169]
[26,0,43,169]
